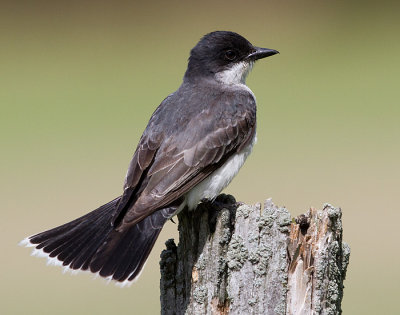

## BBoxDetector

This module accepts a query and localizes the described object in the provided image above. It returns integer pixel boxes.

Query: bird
[20,31,279,286]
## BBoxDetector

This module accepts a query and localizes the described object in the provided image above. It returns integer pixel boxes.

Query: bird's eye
[224,50,237,61]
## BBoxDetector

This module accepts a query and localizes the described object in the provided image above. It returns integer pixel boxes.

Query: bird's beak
[247,47,279,60]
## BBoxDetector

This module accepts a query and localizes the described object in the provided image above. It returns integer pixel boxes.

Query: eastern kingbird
[21,31,278,285]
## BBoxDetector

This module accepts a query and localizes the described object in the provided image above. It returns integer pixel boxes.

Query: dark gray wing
[114,88,256,227]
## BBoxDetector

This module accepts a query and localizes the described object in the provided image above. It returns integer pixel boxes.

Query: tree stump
[160,194,350,315]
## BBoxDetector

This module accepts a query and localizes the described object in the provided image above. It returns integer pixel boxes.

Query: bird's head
[184,31,278,85]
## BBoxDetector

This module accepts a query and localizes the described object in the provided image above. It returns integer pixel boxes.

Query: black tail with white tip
[20,197,174,286]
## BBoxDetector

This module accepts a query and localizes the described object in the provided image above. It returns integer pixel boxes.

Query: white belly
[184,135,256,210]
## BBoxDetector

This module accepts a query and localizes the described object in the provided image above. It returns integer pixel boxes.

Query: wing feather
[117,88,256,226]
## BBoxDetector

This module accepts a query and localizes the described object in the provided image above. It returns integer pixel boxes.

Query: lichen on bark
[160,195,350,315]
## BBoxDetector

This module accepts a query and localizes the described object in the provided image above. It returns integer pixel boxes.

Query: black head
[184,31,278,83]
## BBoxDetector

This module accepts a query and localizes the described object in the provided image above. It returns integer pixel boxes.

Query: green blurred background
[1,0,399,314]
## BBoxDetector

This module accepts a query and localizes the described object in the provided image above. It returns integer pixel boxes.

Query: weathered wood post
[160,194,350,315]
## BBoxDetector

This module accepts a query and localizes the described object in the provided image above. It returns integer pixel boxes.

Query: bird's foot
[201,194,237,211]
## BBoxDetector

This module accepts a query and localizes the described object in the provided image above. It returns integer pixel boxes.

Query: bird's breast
[184,134,256,210]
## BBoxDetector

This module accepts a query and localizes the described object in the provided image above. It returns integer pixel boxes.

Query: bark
[160,194,350,315]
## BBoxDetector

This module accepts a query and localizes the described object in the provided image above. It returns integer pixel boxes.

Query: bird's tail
[20,197,174,286]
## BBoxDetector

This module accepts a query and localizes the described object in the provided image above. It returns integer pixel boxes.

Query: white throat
[215,61,254,85]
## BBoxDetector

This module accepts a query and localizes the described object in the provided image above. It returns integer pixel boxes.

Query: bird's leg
[200,194,237,212]
[198,194,237,234]
[212,193,237,211]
